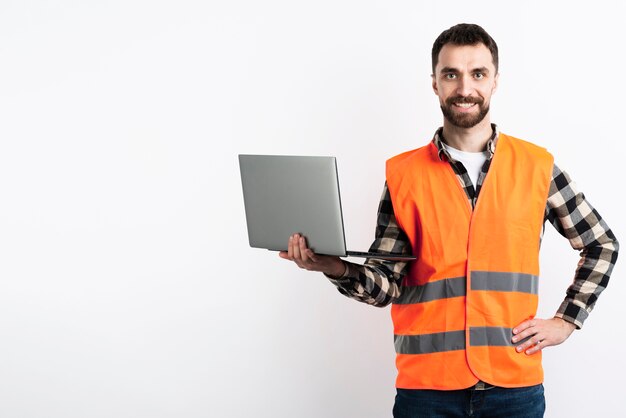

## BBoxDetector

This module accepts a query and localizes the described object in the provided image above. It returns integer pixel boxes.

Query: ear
[431,74,439,95]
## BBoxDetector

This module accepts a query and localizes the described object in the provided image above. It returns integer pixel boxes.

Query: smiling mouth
[454,102,476,108]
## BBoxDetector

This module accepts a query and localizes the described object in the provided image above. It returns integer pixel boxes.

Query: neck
[441,117,493,152]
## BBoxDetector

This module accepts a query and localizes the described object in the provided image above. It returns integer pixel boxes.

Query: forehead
[435,43,495,73]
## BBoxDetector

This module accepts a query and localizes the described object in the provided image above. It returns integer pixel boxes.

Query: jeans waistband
[472,381,495,391]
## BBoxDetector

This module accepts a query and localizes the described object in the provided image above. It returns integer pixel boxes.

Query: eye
[474,72,485,80]
[444,73,457,80]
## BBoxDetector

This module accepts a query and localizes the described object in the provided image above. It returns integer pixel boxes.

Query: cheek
[478,87,494,101]
[438,86,456,101]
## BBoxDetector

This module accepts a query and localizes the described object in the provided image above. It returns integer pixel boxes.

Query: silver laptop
[238,154,416,261]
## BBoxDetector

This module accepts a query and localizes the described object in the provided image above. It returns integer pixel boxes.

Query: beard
[440,95,489,128]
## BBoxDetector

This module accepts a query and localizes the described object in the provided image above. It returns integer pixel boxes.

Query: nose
[456,75,474,97]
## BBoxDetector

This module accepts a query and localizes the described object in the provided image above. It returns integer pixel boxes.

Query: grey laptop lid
[238,154,416,261]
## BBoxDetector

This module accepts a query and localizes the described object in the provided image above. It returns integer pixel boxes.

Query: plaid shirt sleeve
[546,164,619,328]
[325,183,410,307]
[326,164,620,322]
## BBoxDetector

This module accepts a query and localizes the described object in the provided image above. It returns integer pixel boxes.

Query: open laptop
[238,154,416,261]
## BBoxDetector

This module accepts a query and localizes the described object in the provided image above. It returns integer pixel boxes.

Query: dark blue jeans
[393,384,545,417]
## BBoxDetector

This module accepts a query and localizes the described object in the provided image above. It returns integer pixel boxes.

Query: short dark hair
[431,23,499,74]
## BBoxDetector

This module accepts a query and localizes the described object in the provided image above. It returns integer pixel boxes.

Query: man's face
[432,43,498,129]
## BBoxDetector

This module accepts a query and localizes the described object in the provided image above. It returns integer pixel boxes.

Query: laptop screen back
[238,154,348,256]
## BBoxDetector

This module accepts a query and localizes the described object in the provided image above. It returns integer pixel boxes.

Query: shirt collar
[433,124,499,162]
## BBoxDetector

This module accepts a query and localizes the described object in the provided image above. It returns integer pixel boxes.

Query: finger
[511,319,542,344]
[524,338,547,355]
[516,334,543,353]
[292,234,302,260]
[305,249,318,263]
[278,251,290,259]
[512,319,536,335]
[287,235,295,259]
[298,236,309,262]
[511,326,538,344]
[299,236,315,263]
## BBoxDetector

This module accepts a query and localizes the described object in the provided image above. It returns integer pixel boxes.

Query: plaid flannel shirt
[327,125,619,328]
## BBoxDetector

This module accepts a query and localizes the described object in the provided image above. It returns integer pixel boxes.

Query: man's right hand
[278,233,347,278]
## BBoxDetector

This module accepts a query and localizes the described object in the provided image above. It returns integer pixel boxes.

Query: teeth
[454,103,475,108]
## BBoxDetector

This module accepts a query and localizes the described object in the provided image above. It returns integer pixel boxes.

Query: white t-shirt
[442,143,489,190]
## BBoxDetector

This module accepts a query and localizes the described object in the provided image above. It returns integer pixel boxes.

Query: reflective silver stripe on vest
[394,331,465,354]
[469,326,531,347]
[395,327,533,354]
[471,271,539,295]
[394,277,466,304]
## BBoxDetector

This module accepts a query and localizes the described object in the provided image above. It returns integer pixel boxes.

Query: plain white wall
[0,1,624,417]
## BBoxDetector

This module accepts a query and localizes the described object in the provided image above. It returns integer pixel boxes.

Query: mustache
[445,95,484,105]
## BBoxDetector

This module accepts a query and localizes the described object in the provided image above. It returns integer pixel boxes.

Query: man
[279,23,619,417]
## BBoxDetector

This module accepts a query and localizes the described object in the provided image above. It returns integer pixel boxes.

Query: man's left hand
[511,317,576,355]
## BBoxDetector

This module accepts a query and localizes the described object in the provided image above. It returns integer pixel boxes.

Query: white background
[0,1,624,417]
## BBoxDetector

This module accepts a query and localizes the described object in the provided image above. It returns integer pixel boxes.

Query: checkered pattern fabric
[327,125,619,328]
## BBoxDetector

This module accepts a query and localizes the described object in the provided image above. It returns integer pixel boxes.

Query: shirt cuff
[324,261,356,288]
[555,300,589,329]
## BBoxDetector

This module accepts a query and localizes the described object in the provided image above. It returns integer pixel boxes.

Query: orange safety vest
[386,133,553,390]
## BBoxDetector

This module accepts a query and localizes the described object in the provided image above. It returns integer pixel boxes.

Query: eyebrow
[439,66,491,74]
[472,67,490,74]
[439,67,459,74]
